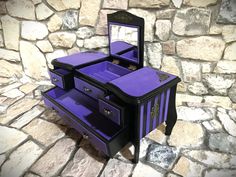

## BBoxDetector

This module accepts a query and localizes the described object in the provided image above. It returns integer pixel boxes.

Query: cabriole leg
[133,141,140,163]
[165,85,177,136]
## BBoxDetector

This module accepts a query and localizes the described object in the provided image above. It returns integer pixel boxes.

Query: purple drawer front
[43,95,108,155]
[62,113,108,155]
[49,70,64,88]
[98,99,121,125]
[74,77,105,99]
[139,88,171,139]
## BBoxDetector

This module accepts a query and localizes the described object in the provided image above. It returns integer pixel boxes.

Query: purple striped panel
[145,100,152,135]
[163,89,171,122]
[158,92,165,125]
[139,104,144,139]
[152,95,159,129]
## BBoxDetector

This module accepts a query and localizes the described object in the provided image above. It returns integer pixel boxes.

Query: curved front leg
[165,85,177,136]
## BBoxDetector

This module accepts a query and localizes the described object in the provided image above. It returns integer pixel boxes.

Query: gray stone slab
[217,0,236,24]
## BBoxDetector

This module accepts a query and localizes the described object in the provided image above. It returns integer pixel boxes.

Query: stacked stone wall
[0,0,236,109]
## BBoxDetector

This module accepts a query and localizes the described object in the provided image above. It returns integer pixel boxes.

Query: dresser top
[52,51,108,70]
[108,67,180,103]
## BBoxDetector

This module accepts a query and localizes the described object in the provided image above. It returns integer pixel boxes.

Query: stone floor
[0,82,236,177]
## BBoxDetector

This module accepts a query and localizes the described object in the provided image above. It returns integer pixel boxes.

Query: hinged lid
[107,67,181,104]
[51,51,108,70]
[107,11,144,69]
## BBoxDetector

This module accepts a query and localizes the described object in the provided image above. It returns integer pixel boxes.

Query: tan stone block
[173,156,205,177]
[168,121,204,147]
[129,0,170,8]
[177,36,225,61]
[79,0,102,26]
[1,15,20,50]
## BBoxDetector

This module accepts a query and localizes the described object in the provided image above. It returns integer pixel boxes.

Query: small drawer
[98,95,126,127]
[49,68,74,89]
[74,77,105,99]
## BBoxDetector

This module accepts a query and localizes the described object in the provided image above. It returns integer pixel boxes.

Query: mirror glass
[109,24,139,63]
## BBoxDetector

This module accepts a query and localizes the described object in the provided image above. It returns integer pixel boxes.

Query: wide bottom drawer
[42,87,129,157]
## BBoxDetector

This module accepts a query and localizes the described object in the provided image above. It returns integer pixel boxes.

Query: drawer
[43,93,65,116]
[99,99,120,125]
[62,112,129,156]
[43,93,107,153]
[74,77,105,99]
[49,68,74,89]
[42,87,129,157]
[62,113,108,154]
[98,95,126,127]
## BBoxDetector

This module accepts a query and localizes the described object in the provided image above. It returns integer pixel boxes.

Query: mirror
[109,23,139,63]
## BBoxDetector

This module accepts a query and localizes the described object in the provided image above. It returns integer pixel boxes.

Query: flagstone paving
[0,82,236,177]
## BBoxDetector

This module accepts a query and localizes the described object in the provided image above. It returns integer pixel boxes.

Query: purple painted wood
[54,51,108,68]
[62,111,108,155]
[49,70,64,88]
[99,99,121,125]
[138,87,173,139]
[55,68,71,75]
[145,100,151,135]
[164,88,171,122]
[158,92,165,125]
[120,49,138,61]
[109,67,177,97]
[139,105,144,139]
[49,68,73,89]
[74,77,105,99]
[78,61,132,84]
[44,87,121,141]
[43,93,108,154]
[152,95,159,129]
[110,41,134,55]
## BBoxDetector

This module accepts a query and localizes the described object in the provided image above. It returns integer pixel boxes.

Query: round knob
[82,133,89,139]
[83,87,92,93]
[104,108,112,116]
[52,78,58,82]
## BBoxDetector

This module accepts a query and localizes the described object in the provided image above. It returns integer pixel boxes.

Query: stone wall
[0,0,236,109]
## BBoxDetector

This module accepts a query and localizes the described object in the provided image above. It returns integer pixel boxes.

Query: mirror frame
[109,23,139,63]
[107,11,144,69]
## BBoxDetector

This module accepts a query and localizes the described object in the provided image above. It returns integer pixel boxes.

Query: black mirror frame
[107,11,145,69]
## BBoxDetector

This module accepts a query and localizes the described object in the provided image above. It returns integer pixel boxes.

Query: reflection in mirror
[110,24,139,63]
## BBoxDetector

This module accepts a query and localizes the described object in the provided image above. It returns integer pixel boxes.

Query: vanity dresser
[42,11,181,163]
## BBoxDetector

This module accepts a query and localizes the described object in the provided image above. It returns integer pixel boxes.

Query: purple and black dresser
[42,11,181,163]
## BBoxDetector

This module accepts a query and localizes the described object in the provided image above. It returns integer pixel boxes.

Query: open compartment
[49,68,74,89]
[77,61,132,84]
[42,87,129,156]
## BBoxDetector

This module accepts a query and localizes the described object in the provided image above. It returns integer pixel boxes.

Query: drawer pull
[51,107,59,114]
[82,133,89,139]
[52,78,59,82]
[104,108,112,116]
[83,87,92,93]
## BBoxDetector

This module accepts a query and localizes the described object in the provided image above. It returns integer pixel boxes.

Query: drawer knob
[52,78,58,82]
[104,108,112,116]
[51,107,58,114]
[83,87,92,93]
[82,133,89,139]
